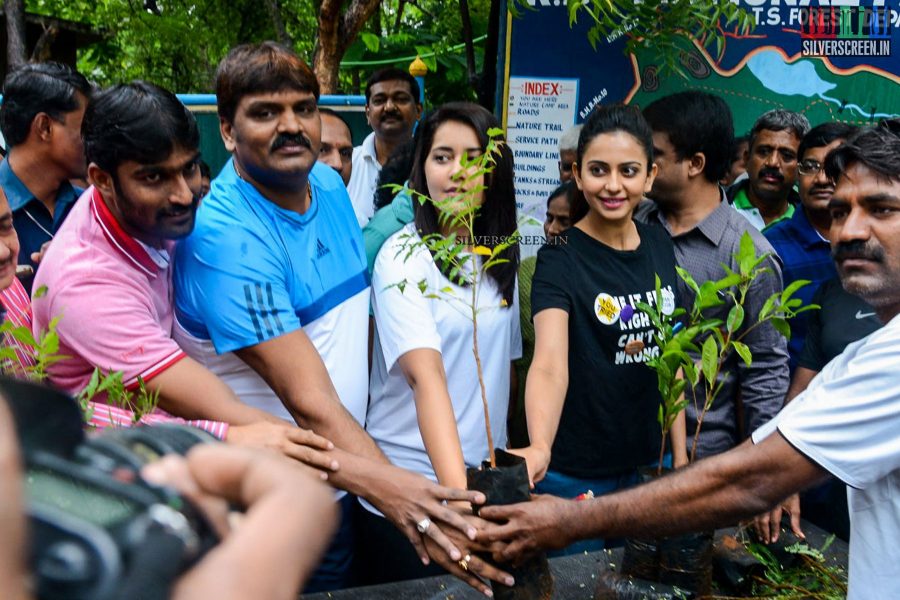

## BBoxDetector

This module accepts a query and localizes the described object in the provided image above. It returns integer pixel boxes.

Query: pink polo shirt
[31,187,228,438]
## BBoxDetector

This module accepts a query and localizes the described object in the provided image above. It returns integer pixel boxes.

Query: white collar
[135,239,170,269]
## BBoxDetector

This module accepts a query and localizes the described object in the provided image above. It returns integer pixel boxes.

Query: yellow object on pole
[408,56,428,77]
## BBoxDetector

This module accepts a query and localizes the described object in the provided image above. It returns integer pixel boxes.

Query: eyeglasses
[798,159,824,176]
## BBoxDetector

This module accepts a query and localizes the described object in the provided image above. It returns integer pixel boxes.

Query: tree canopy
[19,0,749,105]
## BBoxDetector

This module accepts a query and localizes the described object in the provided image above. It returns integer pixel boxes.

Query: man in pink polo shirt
[30,82,336,470]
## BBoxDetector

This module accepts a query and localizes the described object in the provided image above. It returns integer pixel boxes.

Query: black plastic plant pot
[467,449,554,600]
[621,468,713,595]
[658,530,714,595]
[620,536,660,581]
[621,468,662,582]
[593,569,696,600]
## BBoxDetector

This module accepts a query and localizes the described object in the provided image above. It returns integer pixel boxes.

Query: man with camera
[0,386,338,600]
[30,82,339,474]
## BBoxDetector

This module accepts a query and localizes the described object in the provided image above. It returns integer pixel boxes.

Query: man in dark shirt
[0,63,92,287]
[638,91,789,459]
[765,122,857,369]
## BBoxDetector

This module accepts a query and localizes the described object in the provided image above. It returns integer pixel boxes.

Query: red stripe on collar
[89,187,158,276]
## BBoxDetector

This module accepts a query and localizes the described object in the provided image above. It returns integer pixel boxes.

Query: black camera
[1,377,221,600]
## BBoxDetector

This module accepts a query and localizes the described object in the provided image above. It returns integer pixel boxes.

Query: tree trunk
[30,24,59,63]
[478,0,502,109]
[264,0,292,47]
[458,0,478,87]
[393,0,406,33]
[5,0,27,71]
[313,0,382,93]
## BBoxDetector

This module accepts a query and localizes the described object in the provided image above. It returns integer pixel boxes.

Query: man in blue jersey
[173,42,507,595]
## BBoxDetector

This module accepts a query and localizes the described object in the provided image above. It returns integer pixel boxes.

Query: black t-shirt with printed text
[531,222,679,478]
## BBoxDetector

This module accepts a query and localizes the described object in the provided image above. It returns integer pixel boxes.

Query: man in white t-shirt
[477,121,900,600]
[346,68,422,227]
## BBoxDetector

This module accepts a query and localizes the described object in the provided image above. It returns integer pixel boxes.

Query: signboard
[506,76,579,222]
[501,0,900,236]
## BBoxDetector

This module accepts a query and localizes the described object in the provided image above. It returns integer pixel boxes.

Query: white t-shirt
[364,225,522,512]
[174,290,369,426]
[752,313,900,600]
[346,132,380,227]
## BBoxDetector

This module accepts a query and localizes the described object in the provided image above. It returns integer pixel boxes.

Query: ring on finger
[416,517,432,534]
[458,554,471,571]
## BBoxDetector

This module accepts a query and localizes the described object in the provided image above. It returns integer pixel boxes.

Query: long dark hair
[570,104,654,223]
[410,102,518,305]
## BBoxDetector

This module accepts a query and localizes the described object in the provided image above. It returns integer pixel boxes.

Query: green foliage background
[26,0,491,103]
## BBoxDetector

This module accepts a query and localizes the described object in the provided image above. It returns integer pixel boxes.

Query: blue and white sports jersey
[174,160,370,427]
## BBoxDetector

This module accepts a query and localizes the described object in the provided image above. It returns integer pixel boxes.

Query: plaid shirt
[636,196,790,458]
[764,207,837,371]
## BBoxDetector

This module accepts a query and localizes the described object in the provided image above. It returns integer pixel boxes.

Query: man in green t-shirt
[727,109,808,232]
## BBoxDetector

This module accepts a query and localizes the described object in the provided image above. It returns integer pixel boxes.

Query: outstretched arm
[235,330,507,593]
[479,432,828,564]
[508,308,569,485]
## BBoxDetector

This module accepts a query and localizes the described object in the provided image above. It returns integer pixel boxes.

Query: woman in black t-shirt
[512,105,687,555]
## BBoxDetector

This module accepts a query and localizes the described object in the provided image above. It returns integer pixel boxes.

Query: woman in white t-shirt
[359,102,521,585]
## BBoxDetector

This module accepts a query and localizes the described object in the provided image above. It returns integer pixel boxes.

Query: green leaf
[732,341,752,366]
[682,359,699,386]
[701,336,718,384]
[359,32,380,53]
[41,332,60,356]
[697,281,725,310]
[713,272,743,292]
[10,326,37,348]
[770,317,791,340]
[759,293,778,321]
[737,231,756,276]
[793,304,821,315]
[676,266,700,297]
[782,279,810,304]
[726,304,745,333]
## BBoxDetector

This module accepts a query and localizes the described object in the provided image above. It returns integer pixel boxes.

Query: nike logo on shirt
[856,310,876,320]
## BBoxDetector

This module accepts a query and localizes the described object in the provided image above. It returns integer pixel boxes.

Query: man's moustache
[833,240,885,262]
[758,168,784,181]
[271,134,312,152]
[161,196,200,217]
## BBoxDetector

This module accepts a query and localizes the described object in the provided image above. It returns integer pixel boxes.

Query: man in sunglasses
[764,122,857,369]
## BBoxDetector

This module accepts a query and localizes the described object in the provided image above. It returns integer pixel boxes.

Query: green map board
[501,1,900,226]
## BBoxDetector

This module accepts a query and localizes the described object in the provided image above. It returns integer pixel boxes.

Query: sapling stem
[472,285,496,468]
